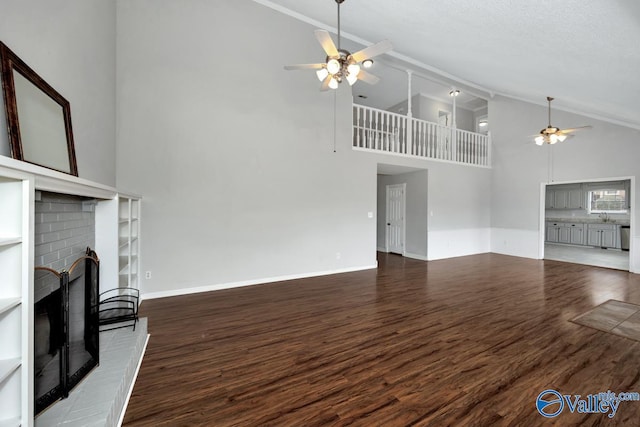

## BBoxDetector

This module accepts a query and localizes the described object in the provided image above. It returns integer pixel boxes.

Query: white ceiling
[258,0,640,129]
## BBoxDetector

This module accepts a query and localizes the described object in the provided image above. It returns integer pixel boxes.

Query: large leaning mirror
[0,42,78,176]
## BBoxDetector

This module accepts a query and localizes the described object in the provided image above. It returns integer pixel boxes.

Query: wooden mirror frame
[0,42,78,176]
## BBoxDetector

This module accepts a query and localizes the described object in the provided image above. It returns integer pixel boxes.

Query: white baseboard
[141,264,378,301]
[404,252,428,261]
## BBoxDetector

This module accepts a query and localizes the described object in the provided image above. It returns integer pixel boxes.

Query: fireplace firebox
[34,248,100,415]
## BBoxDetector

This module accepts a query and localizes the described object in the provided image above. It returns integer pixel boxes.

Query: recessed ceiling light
[362,59,374,69]
[479,120,488,127]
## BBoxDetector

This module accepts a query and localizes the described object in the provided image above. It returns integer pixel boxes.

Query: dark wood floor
[124,253,640,426]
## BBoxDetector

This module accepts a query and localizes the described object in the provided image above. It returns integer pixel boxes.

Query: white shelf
[0,416,21,427]
[0,358,20,384]
[0,237,21,248]
[119,265,138,276]
[0,298,21,316]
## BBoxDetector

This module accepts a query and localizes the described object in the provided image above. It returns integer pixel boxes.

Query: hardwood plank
[124,253,640,426]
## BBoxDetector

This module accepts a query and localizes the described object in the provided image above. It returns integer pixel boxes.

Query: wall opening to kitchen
[542,177,633,271]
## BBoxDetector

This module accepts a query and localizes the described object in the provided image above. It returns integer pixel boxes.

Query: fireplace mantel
[0,155,116,199]
[0,155,141,427]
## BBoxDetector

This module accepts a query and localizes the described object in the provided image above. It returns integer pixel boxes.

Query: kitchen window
[588,189,628,214]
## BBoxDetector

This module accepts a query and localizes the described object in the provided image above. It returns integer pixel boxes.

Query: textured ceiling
[259,0,640,129]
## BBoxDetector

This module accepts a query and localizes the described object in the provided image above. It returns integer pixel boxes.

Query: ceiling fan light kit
[284,0,392,91]
[534,96,591,145]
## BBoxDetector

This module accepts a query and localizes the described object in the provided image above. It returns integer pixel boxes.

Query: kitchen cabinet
[547,185,584,209]
[546,222,559,243]
[546,222,585,245]
[545,190,555,209]
[569,223,585,245]
[587,224,619,248]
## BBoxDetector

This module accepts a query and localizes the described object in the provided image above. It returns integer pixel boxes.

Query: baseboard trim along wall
[405,252,429,261]
[141,264,378,301]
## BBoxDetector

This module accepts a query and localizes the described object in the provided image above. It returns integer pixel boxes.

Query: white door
[386,184,406,255]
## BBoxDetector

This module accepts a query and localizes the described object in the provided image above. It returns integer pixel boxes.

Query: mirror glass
[13,70,71,173]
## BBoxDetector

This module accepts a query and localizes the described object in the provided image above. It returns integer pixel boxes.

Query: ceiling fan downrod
[336,0,344,50]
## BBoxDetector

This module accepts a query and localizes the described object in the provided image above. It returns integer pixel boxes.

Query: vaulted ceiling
[258,0,640,129]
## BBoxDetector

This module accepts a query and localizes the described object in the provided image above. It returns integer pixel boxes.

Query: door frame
[386,183,406,255]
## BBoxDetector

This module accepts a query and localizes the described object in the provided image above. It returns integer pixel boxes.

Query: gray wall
[377,171,429,258]
[367,152,492,260]
[387,94,474,132]
[116,0,377,295]
[387,94,421,118]
[419,95,474,132]
[0,0,117,185]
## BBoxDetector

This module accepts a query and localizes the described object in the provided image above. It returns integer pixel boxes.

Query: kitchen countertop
[546,217,630,226]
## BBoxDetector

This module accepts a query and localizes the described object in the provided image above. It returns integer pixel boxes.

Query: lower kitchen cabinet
[569,224,585,245]
[547,221,623,249]
[586,224,619,248]
[546,222,585,245]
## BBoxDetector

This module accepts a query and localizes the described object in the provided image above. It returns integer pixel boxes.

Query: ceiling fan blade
[357,70,380,85]
[558,125,592,134]
[314,30,338,57]
[284,63,325,71]
[351,39,392,63]
[320,75,331,91]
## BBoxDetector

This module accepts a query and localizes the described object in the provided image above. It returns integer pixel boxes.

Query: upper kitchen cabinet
[546,184,584,209]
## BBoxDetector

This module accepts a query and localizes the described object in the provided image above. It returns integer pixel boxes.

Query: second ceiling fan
[535,97,592,145]
[285,0,392,91]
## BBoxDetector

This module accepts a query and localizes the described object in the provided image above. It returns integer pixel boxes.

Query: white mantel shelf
[0,155,120,199]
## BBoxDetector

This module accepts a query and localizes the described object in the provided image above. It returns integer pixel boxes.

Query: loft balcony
[352,104,491,168]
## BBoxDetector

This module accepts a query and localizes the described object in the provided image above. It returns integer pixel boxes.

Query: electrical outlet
[145,271,152,279]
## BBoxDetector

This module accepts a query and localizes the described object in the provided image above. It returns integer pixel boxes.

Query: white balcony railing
[352,104,491,168]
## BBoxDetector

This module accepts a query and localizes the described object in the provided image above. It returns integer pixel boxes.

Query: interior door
[386,184,406,255]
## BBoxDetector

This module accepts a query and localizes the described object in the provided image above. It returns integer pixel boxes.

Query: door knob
[387,223,391,226]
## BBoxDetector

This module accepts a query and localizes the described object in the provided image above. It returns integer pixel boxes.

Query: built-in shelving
[0,174,33,427]
[118,195,141,290]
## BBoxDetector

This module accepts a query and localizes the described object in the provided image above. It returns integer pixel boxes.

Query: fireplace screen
[34,248,100,415]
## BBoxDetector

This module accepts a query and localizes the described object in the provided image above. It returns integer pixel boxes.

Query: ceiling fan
[284,0,392,91]
[535,96,591,145]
